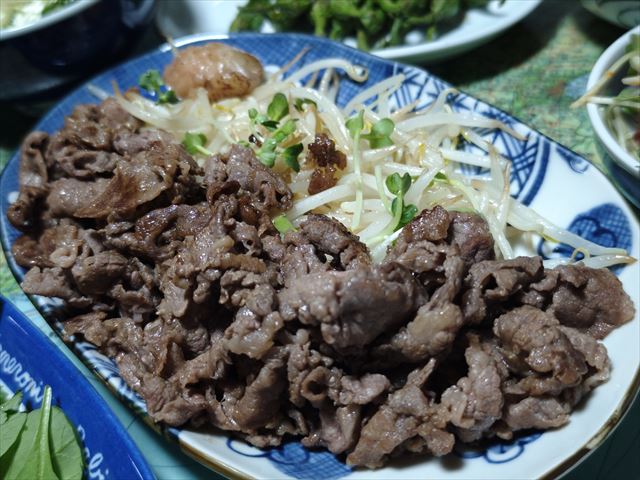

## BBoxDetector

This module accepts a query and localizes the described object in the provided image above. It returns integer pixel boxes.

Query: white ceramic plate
[156,0,541,63]
[1,33,638,480]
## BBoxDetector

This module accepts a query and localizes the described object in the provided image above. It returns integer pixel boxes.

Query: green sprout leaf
[273,214,296,234]
[385,172,410,195]
[138,69,163,93]
[362,118,395,148]
[138,69,180,105]
[282,143,303,172]
[399,204,418,228]
[267,93,289,121]
[273,119,297,142]
[261,120,280,131]
[182,132,212,156]
[294,98,317,112]
[346,110,365,139]
[257,138,278,167]
[158,89,179,105]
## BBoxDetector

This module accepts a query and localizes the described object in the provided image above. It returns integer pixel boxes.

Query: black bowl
[0,0,157,103]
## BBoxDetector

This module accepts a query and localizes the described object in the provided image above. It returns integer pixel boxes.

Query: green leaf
[273,214,296,234]
[257,138,278,167]
[261,119,280,131]
[0,391,23,421]
[2,410,39,480]
[371,118,395,137]
[385,172,402,195]
[390,196,401,216]
[294,98,317,112]
[267,93,289,121]
[0,413,26,458]
[366,135,394,149]
[138,69,163,93]
[434,172,448,181]
[49,407,83,480]
[248,108,258,120]
[399,204,418,228]
[158,89,179,105]
[282,143,303,172]
[12,387,59,480]
[399,172,411,195]
[182,132,211,156]
[346,110,364,139]
[0,391,23,425]
[361,117,395,148]
[273,119,297,142]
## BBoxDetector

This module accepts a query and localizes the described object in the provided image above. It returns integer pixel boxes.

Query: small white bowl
[586,26,640,179]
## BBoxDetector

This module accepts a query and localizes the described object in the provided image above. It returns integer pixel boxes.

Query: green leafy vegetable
[13,387,59,480]
[138,69,180,105]
[0,387,83,480]
[49,407,83,480]
[182,132,212,156]
[273,214,296,234]
[0,390,22,424]
[0,413,26,458]
[230,0,493,50]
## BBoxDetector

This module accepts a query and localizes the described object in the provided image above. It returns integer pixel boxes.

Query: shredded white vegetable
[104,52,635,268]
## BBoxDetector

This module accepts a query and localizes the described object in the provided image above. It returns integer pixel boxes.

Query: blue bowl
[0,0,157,103]
[0,294,155,480]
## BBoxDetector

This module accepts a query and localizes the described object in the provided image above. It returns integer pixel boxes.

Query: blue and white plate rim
[0,32,638,480]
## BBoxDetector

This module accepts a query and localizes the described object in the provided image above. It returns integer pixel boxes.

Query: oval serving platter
[0,33,638,480]
[0,295,155,480]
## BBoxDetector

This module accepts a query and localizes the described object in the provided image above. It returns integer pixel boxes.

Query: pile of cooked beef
[8,98,635,468]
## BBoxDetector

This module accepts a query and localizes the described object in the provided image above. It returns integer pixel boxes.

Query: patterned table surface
[0,2,638,479]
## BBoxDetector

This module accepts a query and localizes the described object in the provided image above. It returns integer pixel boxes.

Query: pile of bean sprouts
[89,51,634,268]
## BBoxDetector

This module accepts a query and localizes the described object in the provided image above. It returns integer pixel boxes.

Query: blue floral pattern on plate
[537,203,632,271]
[0,33,637,480]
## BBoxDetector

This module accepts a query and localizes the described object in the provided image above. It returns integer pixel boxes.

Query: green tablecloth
[1,2,638,479]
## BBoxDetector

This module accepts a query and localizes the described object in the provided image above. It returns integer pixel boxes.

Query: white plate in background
[156,0,541,63]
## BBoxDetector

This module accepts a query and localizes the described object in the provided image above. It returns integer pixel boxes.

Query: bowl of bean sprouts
[574,26,640,181]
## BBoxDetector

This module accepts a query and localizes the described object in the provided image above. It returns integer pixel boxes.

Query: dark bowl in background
[0,0,157,104]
